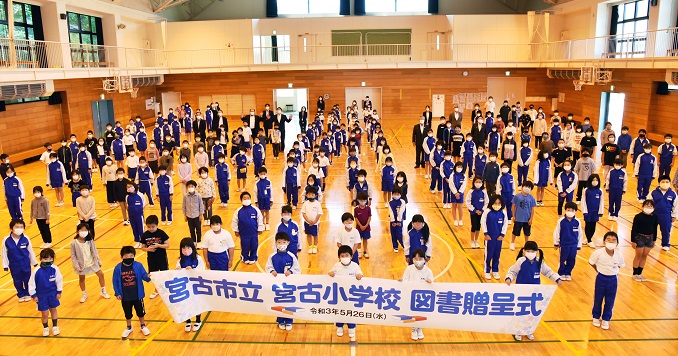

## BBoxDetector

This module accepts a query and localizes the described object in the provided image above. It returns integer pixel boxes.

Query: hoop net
[103,78,117,92]
[119,76,133,91]
[130,87,139,98]
[573,80,583,91]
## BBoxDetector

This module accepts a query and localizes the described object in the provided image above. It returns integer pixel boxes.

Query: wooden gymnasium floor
[0,118,676,356]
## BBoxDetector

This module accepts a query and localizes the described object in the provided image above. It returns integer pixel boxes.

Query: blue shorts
[236,166,247,179]
[451,192,464,203]
[257,199,271,211]
[51,182,64,188]
[36,294,60,311]
[114,152,125,161]
[243,142,252,149]
[359,230,371,240]
[304,222,318,236]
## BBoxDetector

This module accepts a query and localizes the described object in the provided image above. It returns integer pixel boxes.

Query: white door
[486,77,527,107]
[298,34,316,64]
[161,92,181,116]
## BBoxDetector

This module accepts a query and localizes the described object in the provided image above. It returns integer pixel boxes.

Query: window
[4,96,49,105]
[332,29,411,56]
[608,0,649,57]
[253,35,291,64]
[0,1,45,68]
[67,12,105,66]
[277,0,340,16]
[365,0,428,14]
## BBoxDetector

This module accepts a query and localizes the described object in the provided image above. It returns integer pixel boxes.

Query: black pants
[535,136,543,149]
[186,314,202,324]
[187,217,202,243]
[36,219,52,243]
[576,180,587,201]
[572,151,580,165]
[106,183,116,204]
[554,166,563,180]
[485,182,497,196]
[585,221,596,243]
[80,219,96,239]
[149,160,158,174]
[121,299,145,320]
[415,142,426,167]
[273,143,281,158]
[202,198,213,221]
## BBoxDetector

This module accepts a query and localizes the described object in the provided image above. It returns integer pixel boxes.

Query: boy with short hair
[387,188,406,253]
[510,181,536,250]
[140,215,170,299]
[28,248,62,337]
[335,213,361,264]
[215,154,232,207]
[3,219,38,302]
[3,166,25,220]
[301,187,322,254]
[282,158,301,209]
[352,170,373,206]
[232,146,250,192]
[183,180,204,244]
[329,245,363,338]
[354,192,373,258]
[276,205,301,255]
[254,167,273,230]
[617,126,632,168]
[266,232,301,331]
[155,166,174,225]
[553,202,584,281]
[231,192,264,264]
[658,134,677,178]
[634,143,658,202]
[113,246,152,338]
[482,152,500,195]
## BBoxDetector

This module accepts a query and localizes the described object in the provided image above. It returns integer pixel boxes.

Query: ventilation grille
[547,69,582,80]
[0,81,54,100]
[132,75,163,87]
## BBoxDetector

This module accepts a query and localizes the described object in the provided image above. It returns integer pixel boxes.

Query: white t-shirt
[329,261,363,277]
[242,127,252,142]
[301,200,323,226]
[202,229,236,253]
[589,248,625,276]
[334,227,361,248]
[78,240,94,268]
[402,264,434,283]
[122,134,136,146]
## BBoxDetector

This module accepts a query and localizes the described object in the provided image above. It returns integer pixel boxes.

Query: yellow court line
[431,232,454,280]
[575,255,676,286]
[391,124,406,138]
[130,319,174,356]
[254,233,275,273]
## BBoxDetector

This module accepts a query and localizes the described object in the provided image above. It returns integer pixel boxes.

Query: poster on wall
[432,94,445,117]
[145,98,155,110]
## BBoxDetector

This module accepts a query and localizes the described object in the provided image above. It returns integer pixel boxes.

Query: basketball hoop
[102,78,117,92]
[130,87,139,98]
[573,80,583,91]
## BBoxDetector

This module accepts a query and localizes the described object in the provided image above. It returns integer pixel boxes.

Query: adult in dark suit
[422,105,433,127]
[412,116,429,168]
[193,115,207,142]
[212,110,228,134]
[362,96,372,111]
[449,106,463,128]
[273,107,291,151]
[471,116,488,149]
[261,103,274,138]
[242,109,262,138]
[316,97,325,112]
[299,106,308,132]
[499,100,511,126]
[471,104,482,126]
[209,103,219,130]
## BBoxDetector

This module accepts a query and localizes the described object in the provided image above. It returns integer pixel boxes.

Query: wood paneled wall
[157,68,557,122]
[554,69,667,138]
[0,100,63,155]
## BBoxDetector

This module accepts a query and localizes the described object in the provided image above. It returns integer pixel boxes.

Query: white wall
[452,15,528,44]
[165,19,254,51]
[550,10,594,41]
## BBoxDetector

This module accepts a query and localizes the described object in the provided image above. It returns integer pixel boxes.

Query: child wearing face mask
[75,143,93,189]
[574,149,597,202]
[466,177,489,249]
[135,157,154,207]
[196,167,215,226]
[482,152,500,195]
[147,140,160,174]
[631,200,659,281]
[473,147,487,180]
[571,125,584,165]
[601,134,620,183]
[194,144,209,169]
[177,154,192,196]
[505,240,562,341]
[76,185,96,238]
[497,162,516,222]
[96,139,107,178]
[201,215,235,271]
[308,157,326,185]
[377,144,395,173]
[335,213,361,264]
[510,181,536,250]
[501,132,517,171]
[449,162,467,225]
[551,139,569,181]
[352,170,372,207]
[126,183,147,249]
[282,158,301,210]
[404,213,432,268]
[606,159,628,221]
[232,192,265,264]
[429,142,445,193]
[589,231,625,330]
[532,114,547,148]
[140,215,170,300]
[46,153,67,207]
[30,186,52,248]
[633,143,658,202]
[553,202,584,281]
[460,134,477,178]
[616,126,632,168]
[329,245,363,338]
[70,223,109,303]
[66,171,84,209]
[266,232,301,331]
[232,146,250,192]
[401,248,433,341]
[255,167,273,230]
[276,205,301,255]
[649,175,678,251]
[114,246,151,338]
[481,195,508,280]
[394,171,409,203]
[657,134,677,178]
[423,129,436,179]
[388,188,406,253]
[301,188,322,254]
[516,139,533,187]
[556,159,578,216]
[353,192,372,258]
[487,125,501,154]
[2,219,38,302]
[28,248,63,337]
[630,129,649,165]
[154,166,174,225]
[179,140,191,163]
[182,180,204,244]
[539,132,554,155]
[102,157,118,208]
[580,174,604,248]
[381,157,396,207]
[533,150,553,206]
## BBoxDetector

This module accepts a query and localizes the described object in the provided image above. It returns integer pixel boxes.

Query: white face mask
[117,174,124,179]
[660,182,670,190]
[78,231,88,238]
[413,260,425,268]
[81,191,90,197]
[524,252,537,260]
[358,177,365,182]
[591,180,599,187]
[159,171,166,176]
[563,165,571,171]
[643,207,654,214]
[340,257,351,265]
[523,187,531,193]
[282,215,291,222]
[419,120,425,125]
[181,158,187,163]
[565,211,575,218]
[201,173,208,179]
[34,193,41,198]
[543,154,549,159]
[13,228,24,235]
[605,242,617,250]
[490,157,496,162]
[242,199,252,206]
[397,177,404,182]
[474,183,482,189]
[211,225,221,232]
[501,168,509,173]
[277,243,288,251]
[644,149,651,154]
[558,144,565,148]
[456,168,463,173]
[344,223,353,229]
[188,187,195,193]
[614,165,622,170]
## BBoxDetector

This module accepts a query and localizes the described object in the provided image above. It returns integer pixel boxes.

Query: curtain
[340,0,350,15]
[266,0,278,18]
[428,0,438,14]
[354,0,365,15]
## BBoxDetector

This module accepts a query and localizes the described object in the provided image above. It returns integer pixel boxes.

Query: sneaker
[453,220,459,227]
[601,320,610,330]
[425,174,429,179]
[193,322,201,332]
[458,220,463,226]
[384,202,389,208]
[394,248,399,253]
[510,243,515,251]
[607,216,613,221]
[185,323,192,332]
[293,206,297,210]
[336,327,344,337]
[430,190,435,194]
[513,334,522,341]
[42,327,50,337]
[101,291,111,299]
[141,325,151,336]
[525,333,534,340]
[364,252,369,259]
[507,220,512,225]
[149,292,159,299]
[80,293,88,303]
[235,188,241,192]
[278,323,285,330]
[167,220,173,225]
[411,328,419,341]
[632,275,641,282]
[134,242,142,249]
[308,246,314,254]
[416,328,424,340]
[612,216,618,221]
[492,272,500,280]
[50,325,59,335]
[39,243,46,249]
[197,243,203,249]
[312,246,318,254]
[589,242,596,248]
[348,328,356,338]
[265,224,270,231]
[639,275,648,282]
[113,203,119,208]
[484,273,492,280]
[592,318,600,327]
[122,327,133,338]
[161,221,166,226]
[662,246,670,251]
[123,220,130,226]
[285,324,292,331]
[19,296,29,302]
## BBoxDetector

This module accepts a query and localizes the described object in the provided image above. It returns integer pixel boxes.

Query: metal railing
[1,27,677,72]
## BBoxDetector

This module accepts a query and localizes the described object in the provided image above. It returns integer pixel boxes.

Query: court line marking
[130,319,173,355]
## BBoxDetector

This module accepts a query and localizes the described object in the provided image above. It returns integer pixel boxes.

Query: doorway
[273,88,308,149]
[487,77,527,108]
[345,87,382,121]
[161,92,181,116]
[599,92,625,136]
[91,100,114,137]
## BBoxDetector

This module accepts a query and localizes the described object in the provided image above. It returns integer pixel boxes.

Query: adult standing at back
[499,100,511,126]
[299,106,308,133]
[471,116,488,149]
[242,109,262,138]
[262,104,274,138]
[449,106,463,129]
[316,96,325,113]
[422,106,433,128]
[412,116,429,169]
[273,107,291,152]
[212,110,228,136]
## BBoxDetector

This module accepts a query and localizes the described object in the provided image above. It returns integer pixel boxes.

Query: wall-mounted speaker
[656,81,669,95]
[0,101,5,112]
[650,0,658,6]
[48,92,62,105]
[59,13,67,20]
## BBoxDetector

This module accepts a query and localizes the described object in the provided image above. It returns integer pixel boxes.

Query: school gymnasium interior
[0,0,677,355]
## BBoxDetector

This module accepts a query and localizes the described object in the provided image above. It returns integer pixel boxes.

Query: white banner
[152,270,557,335]
[432,94,445,117]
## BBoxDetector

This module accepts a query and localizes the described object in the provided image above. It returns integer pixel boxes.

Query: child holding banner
[265,232,301,331]
[400,248,433,341]
[175,238,205,332]
[504,241,562,341]
[329,245,363,338]
[589,231,625,330]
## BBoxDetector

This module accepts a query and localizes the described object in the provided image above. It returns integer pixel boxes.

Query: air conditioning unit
[665,70,678,85]
[547,69,582,80]
[0,80,54,100]
[132,75,164,87]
